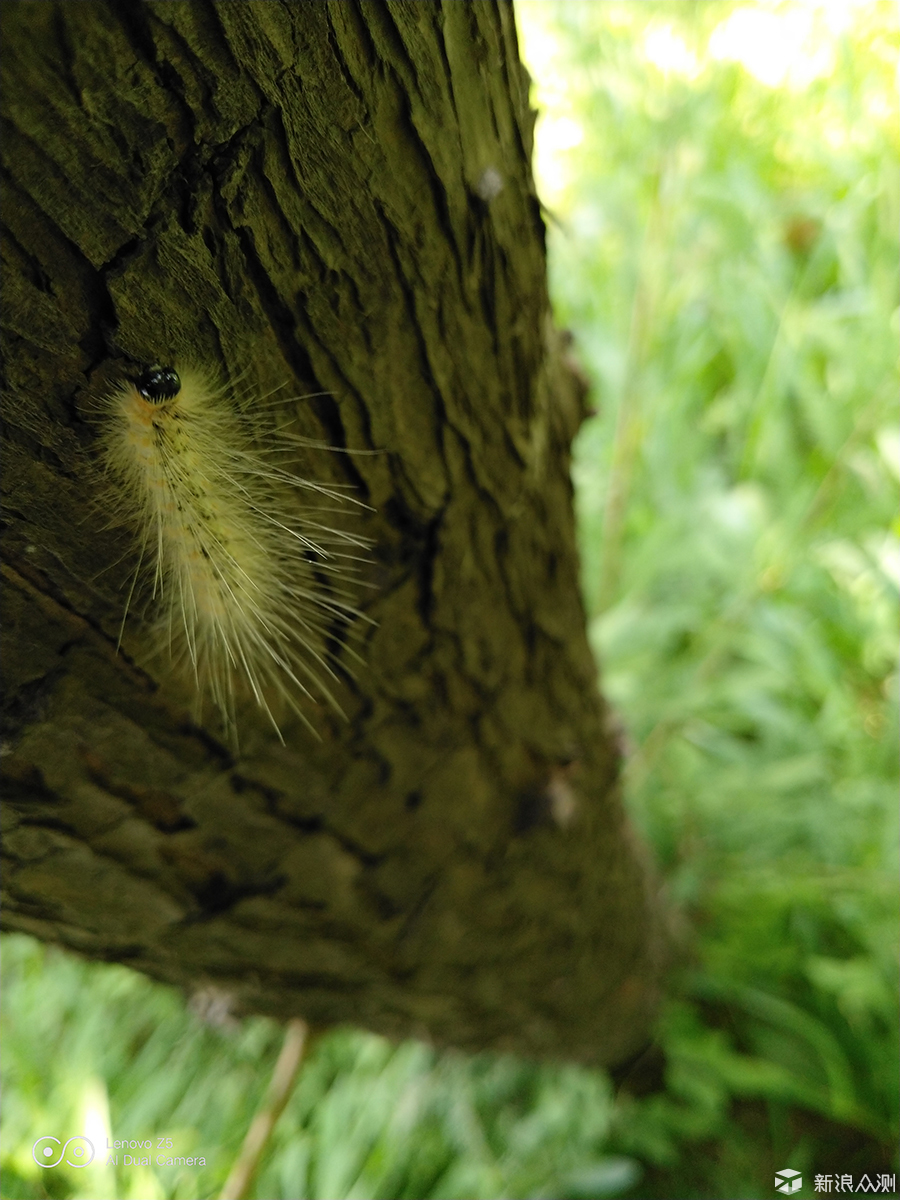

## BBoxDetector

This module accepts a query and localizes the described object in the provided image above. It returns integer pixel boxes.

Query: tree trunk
[0,0,665,1067]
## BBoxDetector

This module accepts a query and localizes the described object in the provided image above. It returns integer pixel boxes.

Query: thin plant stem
[596,163,669,614]
[218,1019,310,1200]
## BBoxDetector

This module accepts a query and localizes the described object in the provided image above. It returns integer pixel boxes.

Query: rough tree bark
[1,0,666,1067]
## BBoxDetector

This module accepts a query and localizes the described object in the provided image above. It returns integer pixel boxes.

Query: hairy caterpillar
[100,364,368,742]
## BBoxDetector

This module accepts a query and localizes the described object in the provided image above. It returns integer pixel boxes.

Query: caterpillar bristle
[100,363,372,744]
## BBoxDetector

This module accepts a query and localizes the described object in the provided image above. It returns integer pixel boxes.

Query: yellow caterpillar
[101,364,368,741]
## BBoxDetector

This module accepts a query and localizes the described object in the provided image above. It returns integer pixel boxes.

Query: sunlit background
[2,3,897,1198]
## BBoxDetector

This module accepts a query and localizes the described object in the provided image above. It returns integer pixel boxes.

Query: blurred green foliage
[529,1,899,1193]
[0,935,630,1200]
[2,3,897,1198]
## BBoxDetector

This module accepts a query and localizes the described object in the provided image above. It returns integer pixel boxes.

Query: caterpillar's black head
[134,365,181,404]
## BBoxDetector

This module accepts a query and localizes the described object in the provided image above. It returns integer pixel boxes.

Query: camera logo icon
[32,1136,95,1169]
[775,1168,802,1194]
